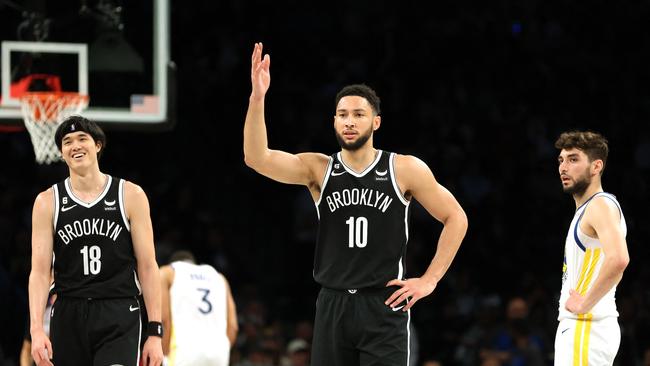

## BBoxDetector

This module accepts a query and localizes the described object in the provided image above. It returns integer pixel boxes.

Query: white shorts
[169,351,229,366]
[169,339,230,366]
[554,316,620,366]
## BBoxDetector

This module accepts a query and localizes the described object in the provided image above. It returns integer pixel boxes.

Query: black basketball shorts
[50,296,142,366]
[311,286,411,366]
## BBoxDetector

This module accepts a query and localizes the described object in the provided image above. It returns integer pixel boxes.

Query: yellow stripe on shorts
[582,314,594,366]
[573,313,594,366]
[573,315,584,366]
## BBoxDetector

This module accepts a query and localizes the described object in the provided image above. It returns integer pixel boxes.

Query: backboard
[0,0,174,130]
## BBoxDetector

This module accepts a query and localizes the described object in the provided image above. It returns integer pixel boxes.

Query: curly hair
[555,130,609,173]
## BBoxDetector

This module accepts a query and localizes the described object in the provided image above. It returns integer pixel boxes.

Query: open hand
[250,42,270,100]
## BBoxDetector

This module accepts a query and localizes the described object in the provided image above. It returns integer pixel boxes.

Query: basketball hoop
[20,92,89,164]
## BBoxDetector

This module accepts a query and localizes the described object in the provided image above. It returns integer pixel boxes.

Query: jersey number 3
[346,216,368,248]
[197,288,213,314]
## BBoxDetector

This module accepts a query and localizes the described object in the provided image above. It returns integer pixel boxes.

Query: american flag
[130,95,159,114]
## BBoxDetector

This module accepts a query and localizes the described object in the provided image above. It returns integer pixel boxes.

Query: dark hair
[54,115,107,159]
[555,130,609,173]
[335,84,381,116]
[169,250,196,264]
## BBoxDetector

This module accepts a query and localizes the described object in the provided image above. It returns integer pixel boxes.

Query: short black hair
[335,84,381,116]
[54,115,107,159]
[169,250,196,264]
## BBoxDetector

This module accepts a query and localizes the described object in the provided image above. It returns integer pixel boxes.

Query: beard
[562,171,591,196]
[335,126,373,151]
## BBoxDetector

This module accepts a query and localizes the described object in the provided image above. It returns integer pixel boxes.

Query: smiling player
[28,115,164,366]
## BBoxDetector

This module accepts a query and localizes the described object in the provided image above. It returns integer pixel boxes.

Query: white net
[20,92,89,164]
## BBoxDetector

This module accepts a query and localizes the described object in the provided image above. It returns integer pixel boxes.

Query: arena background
[1,1,649,365]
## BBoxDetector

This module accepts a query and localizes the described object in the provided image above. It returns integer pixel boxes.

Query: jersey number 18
[80,245,102,275]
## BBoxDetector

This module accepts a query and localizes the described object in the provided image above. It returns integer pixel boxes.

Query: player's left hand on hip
[385,277,436,311]
[565,288,588,315]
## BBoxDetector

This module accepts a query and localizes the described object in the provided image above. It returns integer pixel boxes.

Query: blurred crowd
[2,0,650,365]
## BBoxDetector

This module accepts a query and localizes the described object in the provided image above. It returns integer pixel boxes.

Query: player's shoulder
[199,263,221,275]
[298,152,331,166]
[588,193,621,215]
[34,186,55,208]
[297,152,333,185]
[392,153,432,173]
[160,264,175,283]
[121,179,145,194]
[121,179,150,208]
[30,187,56,221]
[36,186,55,199]
[582,193,622,227]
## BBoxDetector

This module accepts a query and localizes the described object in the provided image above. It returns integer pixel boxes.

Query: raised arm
[28,189,55,366]
[565,196,629,314]
[386,155,468,311]
[243,42,328,188]
[125,182,163,365]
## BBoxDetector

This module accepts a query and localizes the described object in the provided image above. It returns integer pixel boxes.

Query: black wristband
[147,321,163,338]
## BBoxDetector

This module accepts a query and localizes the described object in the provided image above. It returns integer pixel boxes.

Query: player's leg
[310,289,359,366]
[355,291,409,366]
[91,297,143,366]
[554,317,620,366]
[50,297,93,365]
[554,318,575,366]
[170,340,230,366]
[586,317,620,365]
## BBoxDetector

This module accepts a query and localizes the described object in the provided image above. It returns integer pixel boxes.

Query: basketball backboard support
[0,0,174,130]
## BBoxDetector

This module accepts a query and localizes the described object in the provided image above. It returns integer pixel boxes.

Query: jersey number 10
[346,216,368,248]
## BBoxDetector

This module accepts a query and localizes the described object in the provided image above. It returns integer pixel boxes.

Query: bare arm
[221,274,238,347]
[243,42,328,188]
[566,197,629,314]
[160,265,174,355]
[406,156,468,285]
[386,155,468,311]
[125,181,163,364]
[20,339,33,366]
[28,189,54,365]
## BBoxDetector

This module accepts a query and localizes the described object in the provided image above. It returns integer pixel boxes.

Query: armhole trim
[52,184,60,229]
[389,153,409,206]
[119,179,131,231]
[315,156,334,220]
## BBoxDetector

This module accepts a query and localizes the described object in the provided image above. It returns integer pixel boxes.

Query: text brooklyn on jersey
[315,151,410,290]
[52,175,141,298]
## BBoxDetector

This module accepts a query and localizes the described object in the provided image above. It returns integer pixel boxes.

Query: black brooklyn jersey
[314,150,410,289]
[52,175,141,298]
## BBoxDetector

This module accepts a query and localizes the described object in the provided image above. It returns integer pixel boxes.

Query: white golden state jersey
[168,261,230,366]
[558,192,627,321]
